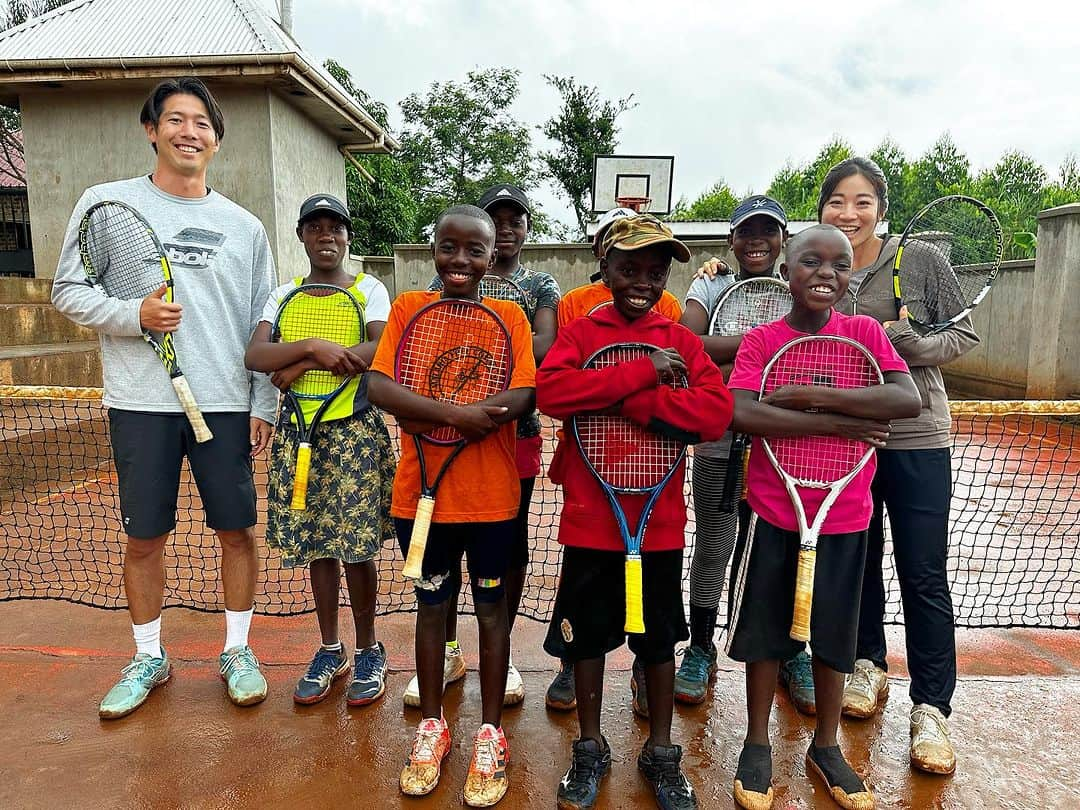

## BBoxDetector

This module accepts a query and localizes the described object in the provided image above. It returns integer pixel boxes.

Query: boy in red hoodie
[537,215,733,810]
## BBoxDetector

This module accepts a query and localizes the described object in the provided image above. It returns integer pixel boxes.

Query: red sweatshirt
[537,305,733,552]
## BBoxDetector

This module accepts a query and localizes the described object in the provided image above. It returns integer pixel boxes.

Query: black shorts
[544,546,688,666]
[725,509,867,673]
[394,517,515,605]
[509,476,536,571]
[108,409,257,540]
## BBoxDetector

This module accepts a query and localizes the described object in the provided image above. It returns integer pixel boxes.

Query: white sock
[224,608,254,652]
[132,617,162,658]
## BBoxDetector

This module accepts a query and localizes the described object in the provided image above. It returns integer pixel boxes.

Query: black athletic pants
[856,447,956,717]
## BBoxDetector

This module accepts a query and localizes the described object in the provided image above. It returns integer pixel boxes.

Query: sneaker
[909,704,956,775]
[842,659,889,719]
[732,742,773,810]
[98,648,171,719]
[637,742,698,809]
[778,650,816,715]
[673,645,717,705]
[504,661,525,707]
[400,717,452,796]
[631,658,649,719]
[805,743,875,810]
[464,723,509,807]
[347,641,388,706]
[557,736,611,810]
[219,645,267,707]
[403,644,466,708]
[293,645,349,705]
[546,660,576,711]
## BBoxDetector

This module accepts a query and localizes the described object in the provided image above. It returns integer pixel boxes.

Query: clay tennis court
[1,392,1078,807]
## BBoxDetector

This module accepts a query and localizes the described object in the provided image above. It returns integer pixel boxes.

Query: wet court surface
[1,602,1077,809]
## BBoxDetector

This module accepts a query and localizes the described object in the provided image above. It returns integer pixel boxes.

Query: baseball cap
[601,214,692,263]
[730,195,788,230]
[298,193,351,229]
[591,206,637,258]
[477,183,531,215]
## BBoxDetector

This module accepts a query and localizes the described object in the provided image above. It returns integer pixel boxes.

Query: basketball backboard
[591,155,675,216]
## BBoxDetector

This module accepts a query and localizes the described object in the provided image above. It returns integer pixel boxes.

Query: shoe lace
[303,648,342,683]
[911,706,949,744]
[354,647,383,680]
[411,725,443,762]
[569,745,606,780]
[848,662,876,697]
[221,647,259,677]
[119,656,160,683]
[471,734,499,776]
[678,646,712,681]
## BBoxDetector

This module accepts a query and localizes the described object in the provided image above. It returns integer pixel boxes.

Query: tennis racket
[396,299,513,580]
[893,195,1004,335]
[758,335,883,642]
[271,283,366,511]
[709,278,794,513]
[572,343,688,634]
[478,274,534,321]
[78,200,212,442]
[587,300,613,315]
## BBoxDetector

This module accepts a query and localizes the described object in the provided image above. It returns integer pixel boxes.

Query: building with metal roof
[0,0,395,278]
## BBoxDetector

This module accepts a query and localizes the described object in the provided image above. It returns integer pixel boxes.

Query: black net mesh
[1,388,1077,628]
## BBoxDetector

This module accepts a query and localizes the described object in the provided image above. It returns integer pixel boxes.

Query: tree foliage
[669,180,739,221]
[398,68,539,239]
[539,75,634,239]
[766,136,853,219]
[323,59,416,256]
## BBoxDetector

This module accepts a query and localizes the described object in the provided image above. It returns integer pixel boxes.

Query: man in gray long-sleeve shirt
[52,78,277,719]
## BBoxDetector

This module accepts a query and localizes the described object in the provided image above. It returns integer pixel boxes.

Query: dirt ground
[1,601,1077,810]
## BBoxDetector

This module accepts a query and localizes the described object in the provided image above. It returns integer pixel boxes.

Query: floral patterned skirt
[266,407,396,568]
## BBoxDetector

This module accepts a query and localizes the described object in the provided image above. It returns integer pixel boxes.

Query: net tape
[1,387,1077,629]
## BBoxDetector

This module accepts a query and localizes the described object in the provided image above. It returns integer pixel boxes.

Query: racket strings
[397,302,512,443]
[478,276,533,320]
[575,345,685,491]
[763,340,879,485]
[276,290,364,397]
[84,207,164,300]
[711,282,793,336]
[900,201,1002,324]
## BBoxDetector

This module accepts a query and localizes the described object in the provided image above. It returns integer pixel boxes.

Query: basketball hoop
[615,196,652,213]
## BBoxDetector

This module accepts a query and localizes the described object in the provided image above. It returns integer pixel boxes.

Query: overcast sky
[258,0,1080,230]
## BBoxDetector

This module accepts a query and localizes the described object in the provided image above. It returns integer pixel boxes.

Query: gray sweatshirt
[51,176,278,423]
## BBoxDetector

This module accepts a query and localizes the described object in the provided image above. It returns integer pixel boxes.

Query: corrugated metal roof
[0,0,298,60]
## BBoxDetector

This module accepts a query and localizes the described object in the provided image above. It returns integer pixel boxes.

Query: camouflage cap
[601,214,691,263]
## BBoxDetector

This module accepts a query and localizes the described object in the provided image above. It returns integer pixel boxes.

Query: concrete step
[0,342,101,386]
[0,303,96,346]
[0,276,52,304]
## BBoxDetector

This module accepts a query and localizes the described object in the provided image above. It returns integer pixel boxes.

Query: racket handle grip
[624,555,645,634]
[171,375,213,443]
[402,496,434,580]
[290,442,312,511]
[789,549,817,642]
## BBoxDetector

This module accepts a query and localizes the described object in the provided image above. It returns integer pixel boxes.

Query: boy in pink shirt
[725,225,920,810]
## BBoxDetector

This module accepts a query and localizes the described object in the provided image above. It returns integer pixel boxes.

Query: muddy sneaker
[400,716,452,796]
[98,648,170,719]
[673,645,717,705]
[805,743,874,809]
[504,661,525,707]
[778,650,816,715]
[637,742,698,809]
[557,736,611,810]
[464,723,509,807]
[631,658,649,719]
[219,645,267,707]
[403,644,466,708]
[293,645,349,705]
[909,704,956,774]
[842,659,889,719]
[347,642,388,706]
[546,660,576,711]
[732,742,773,810]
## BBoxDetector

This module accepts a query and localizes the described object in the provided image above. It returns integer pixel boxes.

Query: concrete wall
[21,82,343,283]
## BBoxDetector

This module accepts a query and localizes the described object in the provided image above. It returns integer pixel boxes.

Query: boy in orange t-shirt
[368,204,535,808]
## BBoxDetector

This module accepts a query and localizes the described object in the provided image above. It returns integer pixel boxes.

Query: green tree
[766,136,853,219]
[539,75,634,238]
[869,137,910,229]
[906,133,972,213]
[669,179,739,221]
[974,150,1048,260]
[323,59,417,256]
[1043,153,1080,209]
[398,68,538,239]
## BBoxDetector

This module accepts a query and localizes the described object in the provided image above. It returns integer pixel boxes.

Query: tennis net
[1,387,1077,629]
